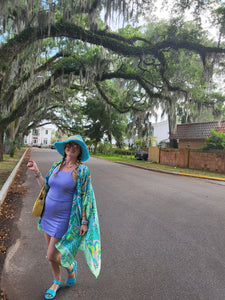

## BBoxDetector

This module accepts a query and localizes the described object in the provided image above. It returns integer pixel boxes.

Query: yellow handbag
[32,185,46,217]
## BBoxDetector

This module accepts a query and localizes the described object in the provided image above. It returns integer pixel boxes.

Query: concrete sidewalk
[0,149,29,206]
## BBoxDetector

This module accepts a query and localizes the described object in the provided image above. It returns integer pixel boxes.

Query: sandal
[66,261,77,287]
[45,280,61,299]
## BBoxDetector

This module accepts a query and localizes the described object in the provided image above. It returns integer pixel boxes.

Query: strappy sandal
[66,261,77,287]
[45,280,61,299]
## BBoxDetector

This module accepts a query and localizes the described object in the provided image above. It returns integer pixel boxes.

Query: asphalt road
[2,148,225,300]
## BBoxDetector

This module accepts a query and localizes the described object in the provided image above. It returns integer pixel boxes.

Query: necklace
[65,161,77,168]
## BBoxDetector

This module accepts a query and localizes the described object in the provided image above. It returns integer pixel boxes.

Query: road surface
[2,148,225,300]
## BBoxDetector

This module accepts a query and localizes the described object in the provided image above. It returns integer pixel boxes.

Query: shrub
[203,129,225,150]
[98,142,114,155]
[114,148,134,155]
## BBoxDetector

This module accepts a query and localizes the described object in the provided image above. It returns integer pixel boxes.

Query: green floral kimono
[38,160,101,278]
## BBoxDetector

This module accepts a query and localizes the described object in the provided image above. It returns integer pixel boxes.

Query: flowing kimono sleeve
[78,166,101,278]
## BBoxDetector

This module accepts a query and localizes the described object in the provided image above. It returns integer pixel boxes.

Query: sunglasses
[65,143,80,151]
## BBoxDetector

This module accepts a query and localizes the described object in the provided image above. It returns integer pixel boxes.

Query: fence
[148,147,225,174]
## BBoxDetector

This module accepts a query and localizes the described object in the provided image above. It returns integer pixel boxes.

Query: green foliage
[53,49,100,75]
[98,142,114,155]
[83,96,126,146]
[95,145,134,156]
[114,148,134,155]
[118,24,142,39]
[133,138,148,150]
[215,6,225,34]
[203,129,225,150]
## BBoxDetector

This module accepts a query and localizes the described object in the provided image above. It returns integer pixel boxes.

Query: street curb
[0,149,28,207]
[114,161,225,182]
[114,161,178,175]
[177,172,225,181]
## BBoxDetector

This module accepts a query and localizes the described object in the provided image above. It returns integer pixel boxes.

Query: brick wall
[159,148,189,168]
[149,147,225,173]
[189,150,225,173]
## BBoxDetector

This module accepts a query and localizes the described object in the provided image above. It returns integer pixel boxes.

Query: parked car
[50,145,55,149]
[135,150,148,161]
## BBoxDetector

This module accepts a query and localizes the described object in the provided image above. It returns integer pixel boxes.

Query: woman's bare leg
[44,233,61,295]
[44,233,75,287]
[66,263,76,280]
[44,232,51,246]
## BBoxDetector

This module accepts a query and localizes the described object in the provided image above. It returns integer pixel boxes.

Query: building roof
[173,121,225,140]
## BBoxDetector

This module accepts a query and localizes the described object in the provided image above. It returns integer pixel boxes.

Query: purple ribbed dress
[41,169,76,238]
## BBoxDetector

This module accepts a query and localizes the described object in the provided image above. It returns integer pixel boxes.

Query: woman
[27,135,101,300]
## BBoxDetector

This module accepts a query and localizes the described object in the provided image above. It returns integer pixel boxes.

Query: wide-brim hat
[54,135,89,162]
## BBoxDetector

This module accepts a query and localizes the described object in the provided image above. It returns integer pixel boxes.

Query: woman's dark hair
[77,148,82,162]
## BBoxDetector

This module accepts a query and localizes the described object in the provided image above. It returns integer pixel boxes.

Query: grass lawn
[91,153,225,180]
[0,149,26,189]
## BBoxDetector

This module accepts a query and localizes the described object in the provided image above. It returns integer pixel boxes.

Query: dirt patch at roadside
[0,149,31,300]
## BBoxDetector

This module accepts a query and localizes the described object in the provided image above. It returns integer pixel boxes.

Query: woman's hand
[80,225,88,236]
[27,160,44,187]
[27,160,39,174]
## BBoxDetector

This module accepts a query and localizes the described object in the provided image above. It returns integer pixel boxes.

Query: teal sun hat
[54,135,89,162]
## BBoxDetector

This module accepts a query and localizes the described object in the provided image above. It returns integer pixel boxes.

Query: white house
[124,120,169,147]
[151,120,169,146]
[24,123,56,147]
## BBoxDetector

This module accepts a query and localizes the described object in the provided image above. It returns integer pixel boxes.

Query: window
[32,129,39,136]
[33,138,38,144]
[45,130,48,135]
[24,138,27,144]
[44,138,48,145]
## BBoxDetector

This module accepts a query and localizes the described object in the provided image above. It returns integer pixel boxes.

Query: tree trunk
[4,127,10,154]
[94,140,98,154]
[0,127,4,161]
[168,100,178,148]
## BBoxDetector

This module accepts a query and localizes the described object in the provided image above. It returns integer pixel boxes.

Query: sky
[105,0,220,40]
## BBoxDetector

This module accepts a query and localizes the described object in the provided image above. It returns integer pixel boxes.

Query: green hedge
[113,149,134,155]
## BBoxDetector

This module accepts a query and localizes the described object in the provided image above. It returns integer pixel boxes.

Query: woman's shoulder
[78,163,89,171]
[78,163,90,175]
[51,160,62,168]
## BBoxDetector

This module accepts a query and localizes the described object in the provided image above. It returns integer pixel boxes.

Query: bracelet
[81,220,88,225]
[34,171,41,178]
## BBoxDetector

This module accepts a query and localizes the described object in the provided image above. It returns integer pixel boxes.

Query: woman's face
[65,142,81,161]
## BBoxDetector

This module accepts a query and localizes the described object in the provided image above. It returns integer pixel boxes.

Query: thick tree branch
[0,52,65,106]
[98,71,171,101]
[1,19,225,67]
[0,75,55,128]
[95,81,147,113]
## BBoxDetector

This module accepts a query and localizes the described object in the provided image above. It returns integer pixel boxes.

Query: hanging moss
[1,0,225,160]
